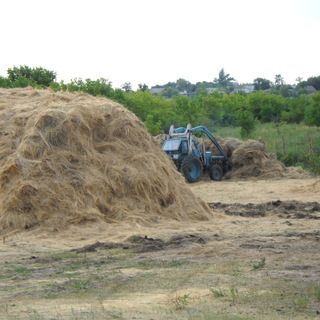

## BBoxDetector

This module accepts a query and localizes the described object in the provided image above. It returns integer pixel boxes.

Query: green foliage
[237,109,255,138]
[13,76,33,88]
[172,95,204,125]
[213,68,235,88]
[0,76,13,88]
[293,296,309,310]
[222,93,246,126]
[304,154,320,175]
[197,92,223,123]
[121,82,132,92]
[138,83,148,91]
[172,293,190,309]
[253,77,272,90]
[246,90,268,119]
[263,95,286,122]
[282,94,310,123]
[297,75,320,90]
[274,74,285,89]
[7,65,56,86]
[252,257,266,270]
[210,288,225,298]
[230,284,238,304]
[124,90,173,124]
[278,152,303,167]
[65,78,114,98]
[144,114,163,135]
[305,91,320,127]
[161,86,179,98]
[247,91,285,123]
[7,65,32,81]
[176,78,192,92]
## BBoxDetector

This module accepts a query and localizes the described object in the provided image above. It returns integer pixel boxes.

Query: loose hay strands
[0,88,210,233]
[223,139,309,180]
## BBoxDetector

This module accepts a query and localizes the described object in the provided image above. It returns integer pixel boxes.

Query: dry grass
[0,87,210,234]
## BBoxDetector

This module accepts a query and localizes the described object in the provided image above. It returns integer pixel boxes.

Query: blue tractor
[162,124,231,183]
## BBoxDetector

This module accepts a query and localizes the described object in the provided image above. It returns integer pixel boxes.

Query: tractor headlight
[172,154,179,160]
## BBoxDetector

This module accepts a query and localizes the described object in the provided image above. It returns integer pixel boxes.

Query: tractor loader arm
[189,126,231,165]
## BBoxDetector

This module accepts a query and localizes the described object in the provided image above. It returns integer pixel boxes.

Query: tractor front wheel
[181,155,203,183]
[209,164,223,181]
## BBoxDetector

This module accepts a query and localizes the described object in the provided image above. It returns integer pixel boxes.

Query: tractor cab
[162,136,203,169]
[162,124,231,182]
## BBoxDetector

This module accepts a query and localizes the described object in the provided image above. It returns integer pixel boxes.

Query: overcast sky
[1,0,320,89]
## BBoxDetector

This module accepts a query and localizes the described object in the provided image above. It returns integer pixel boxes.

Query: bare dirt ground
[1,177,320,320]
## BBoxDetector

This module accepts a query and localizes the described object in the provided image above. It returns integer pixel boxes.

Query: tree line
[1,65,320,137]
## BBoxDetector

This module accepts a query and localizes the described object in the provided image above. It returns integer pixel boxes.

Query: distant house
[206,87,216,93]
[178,90,188,96]
[231,84,255,94]
[150,88,164,95]
[306,85,316,95]
[206,87,225,94]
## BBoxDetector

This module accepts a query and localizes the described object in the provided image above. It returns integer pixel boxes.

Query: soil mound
[0,88,210,234]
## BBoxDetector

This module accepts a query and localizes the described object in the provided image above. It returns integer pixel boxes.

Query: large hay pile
[0,88,210,234]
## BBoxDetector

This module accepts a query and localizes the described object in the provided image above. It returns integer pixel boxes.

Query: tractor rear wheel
[181,155,203,183]
[209,164,223,181]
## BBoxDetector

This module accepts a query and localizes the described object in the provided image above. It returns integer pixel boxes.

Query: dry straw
[211,138,309,180]
[0,88,210,233]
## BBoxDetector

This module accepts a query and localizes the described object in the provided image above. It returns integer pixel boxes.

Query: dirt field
[0,177,320,320]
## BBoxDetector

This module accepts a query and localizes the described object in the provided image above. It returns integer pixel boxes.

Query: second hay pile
[211,137,309,179]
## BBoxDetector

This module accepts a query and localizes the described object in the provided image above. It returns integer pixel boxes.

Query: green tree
[172,95,204,125]
[247,90,268,120]
[297,76,320,91]
[247,91,285,122]
[123,90,173,128]
[253,77,272,91]
[279,84,293,97]
[121,82,132,92]
[13,76,32,88]
[0,76,13,88]
[260,94,285,123]
[176,78,191,92]
[7,65,32,81]
[213,68,235,88]
[274,74,285,89]
[83,78,113,97]
[198,92,223,123]
[7,65,56,86]
[237,109,255,138]
[144,114,163,135]
[282,94,310,123]
[65,78,114,98]
[161,86,179,98]
[138,83,148,92]
[305,91,320,127]
[30,67,57,86]
[220,93,246,126]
